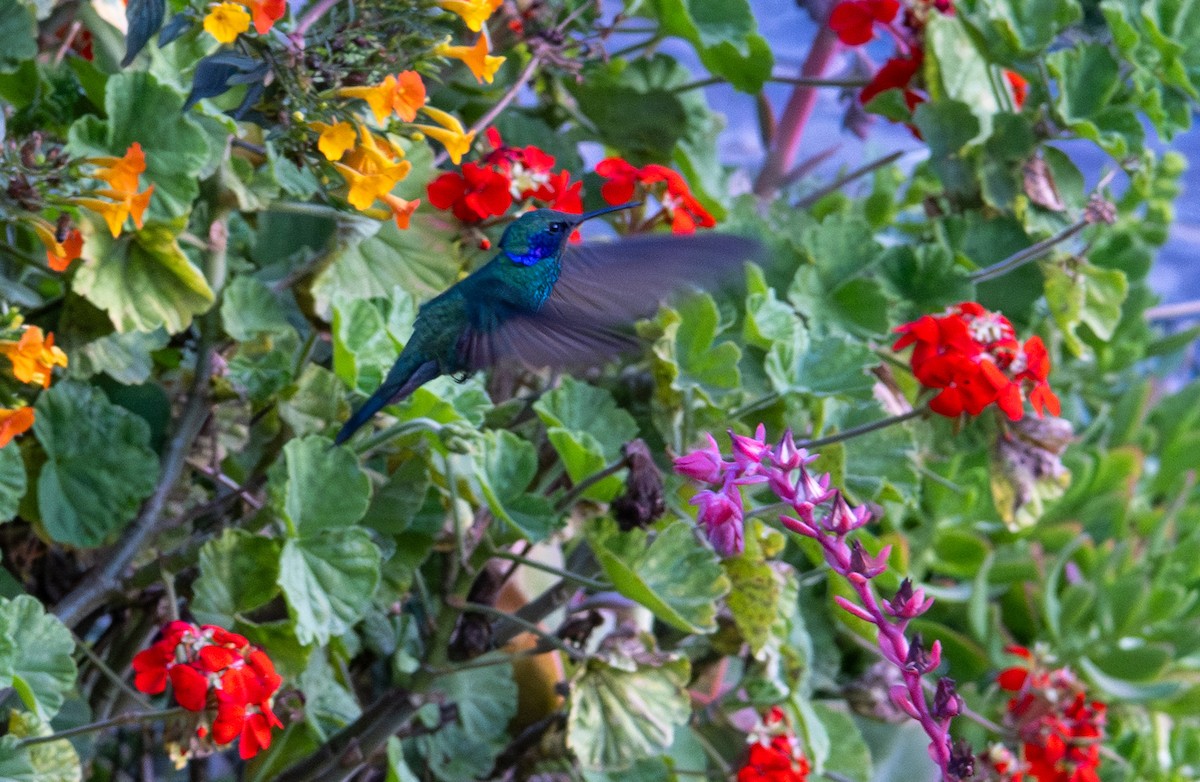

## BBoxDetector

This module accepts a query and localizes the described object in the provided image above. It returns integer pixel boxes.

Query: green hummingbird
[334,202,761,445]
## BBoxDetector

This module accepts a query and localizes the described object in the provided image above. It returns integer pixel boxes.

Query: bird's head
[499,202,639,267]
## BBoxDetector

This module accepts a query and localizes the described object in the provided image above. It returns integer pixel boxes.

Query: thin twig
[798,407,925,449]
[969,218,1088,283]
[555,455,628,510]
[18,707,190,747]
[488,549,610,591]
[1145,299,1200,321]
[452,600,587,661]
[71,630,155,710]
[294,0,341,37]
[795,150,907,209]
[432,55,543,168]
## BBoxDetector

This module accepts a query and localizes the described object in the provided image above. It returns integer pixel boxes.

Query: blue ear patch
[505,231,559,266]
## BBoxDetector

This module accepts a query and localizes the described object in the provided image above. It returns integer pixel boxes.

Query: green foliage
[33,381,159,547]
[0,596,76,719]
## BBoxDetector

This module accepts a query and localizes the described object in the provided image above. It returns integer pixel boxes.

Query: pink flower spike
[772,430,810,471]
[834,595,876,622]
[848,541,891,580]
[767,468,797,502]
[673,433,728,484]
[691,484,745,557]
[889,684,922,719]
[885,579,935,619]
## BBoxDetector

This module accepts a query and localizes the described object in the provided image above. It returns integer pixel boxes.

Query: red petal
[426,172,467,210]
[213,699,246,744]
[997,667,1028,691]
[199,645,238,672]
[169,664,210,711]
[829,1,876,46]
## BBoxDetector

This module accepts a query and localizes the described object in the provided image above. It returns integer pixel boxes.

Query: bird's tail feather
[334,356,440,446]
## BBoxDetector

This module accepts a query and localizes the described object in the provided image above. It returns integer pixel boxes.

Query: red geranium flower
[427,163,514,222]
[860,53,924,106]
[595,158,715,234]
[829,0,900,45]
[1005,70,1029,109]
[738,707,811,782]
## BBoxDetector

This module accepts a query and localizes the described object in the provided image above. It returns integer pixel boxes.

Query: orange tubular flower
[243,0,285,34]
[310,120,357,161]
[333,126,413,211]
[0,326,68,388]
[79,143,155,237]
[0,407,34,449]
[436,0,502,31]
[338,71,427,124]
[436,36,505,84]
[382,193,420,229]
[29,218,84,272]
[414,106,476,164]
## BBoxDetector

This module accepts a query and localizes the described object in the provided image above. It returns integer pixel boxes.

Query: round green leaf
[278,528,381,646]
[0,596,76,719]
[268,435,371,534]
[192,529,282,627]
[34,381,160,548]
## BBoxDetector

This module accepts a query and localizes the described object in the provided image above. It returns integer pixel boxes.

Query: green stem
[18,707,190,747]
[798,407,926,449]
[71,630,154,710]
[555,455,628,510]
[609,34,661,59]
[488,549,610,591]
[969,218,1088,283]
[795,150,907,209]
[353,417,443,454]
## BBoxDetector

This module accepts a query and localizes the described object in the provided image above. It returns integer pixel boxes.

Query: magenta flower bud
[826,494,871,535]
[673,432,727,484]
[886,578,935,619]
[904,634,932,673]
[889,684,921,719]
[779,514,817,537]
[766,467,797,502]
[772,429,811,471]
[690,482,744,557]
[728,423,770,470]
[933,678,963,721]
[947,739,976,780]
[848,540,890,582]
[833,595,875,622]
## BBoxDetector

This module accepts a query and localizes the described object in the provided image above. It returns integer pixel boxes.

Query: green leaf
[958,0,1081,58]
[298,650,361,741]
[810,703,872,781]
[278,528,382,646]
[411,658,518,781]
[73,220,215,334]
[0,444,26,523]
[765,332,876,399]
[913,100,981,159]
[534,377,639,457]
[723,519,784,653]
[66,71,213,221]
[1043,260,1129,356]
[572,58,692,161]
[385,737,420,782]
[589,518,730,633]
[71,328,169,384]
[568,646,691,770]
[1078,657,1183,703]
[312,214,459,321]
[34,381,159,547]
[651,0,771,91]
[789,215,892,335]
[221,276,292,341]
[331,294,410,394]
[925,14,1004,137]
[546,429,623,502]
[879,245,975,317]
[6,710,81,782]
[0,737,36,782]
[819,401,919,504]
[192,529,282,627]
[465,430,557,542]
[0,0,37,73]
[268,435,371,535]
[279,365,347,438]
[0,596,76,719]
[650,293,742,400]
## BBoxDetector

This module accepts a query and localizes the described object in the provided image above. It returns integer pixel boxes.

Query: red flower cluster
[829,0,1027,122]
[595,158,716,234]
[427,128,581,223]
[133,621,283,760]
[737,707,811,782]
[893,302,1059,421]
[989,646,1107,782]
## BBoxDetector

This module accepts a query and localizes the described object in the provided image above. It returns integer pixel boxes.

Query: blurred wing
[458,233,762,371]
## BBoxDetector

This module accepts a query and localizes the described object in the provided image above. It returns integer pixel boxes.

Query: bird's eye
[549,222,565,233]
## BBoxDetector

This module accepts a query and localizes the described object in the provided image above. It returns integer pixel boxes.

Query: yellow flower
[310,120,357,161]
[436,0,502,32]
[414,106,476,164]
[75,186,155,237]
[334,126,412,211]
[204,2,252,43]
[436,36,505,84]
[337,71,427,124]
[29,218,83,272]
[0,407,34,449]
[0,326,68,389]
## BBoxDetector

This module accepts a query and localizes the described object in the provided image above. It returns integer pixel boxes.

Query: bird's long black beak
[572,201,641,224]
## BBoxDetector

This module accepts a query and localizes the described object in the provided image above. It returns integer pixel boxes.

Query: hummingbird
[334,202,762,445]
